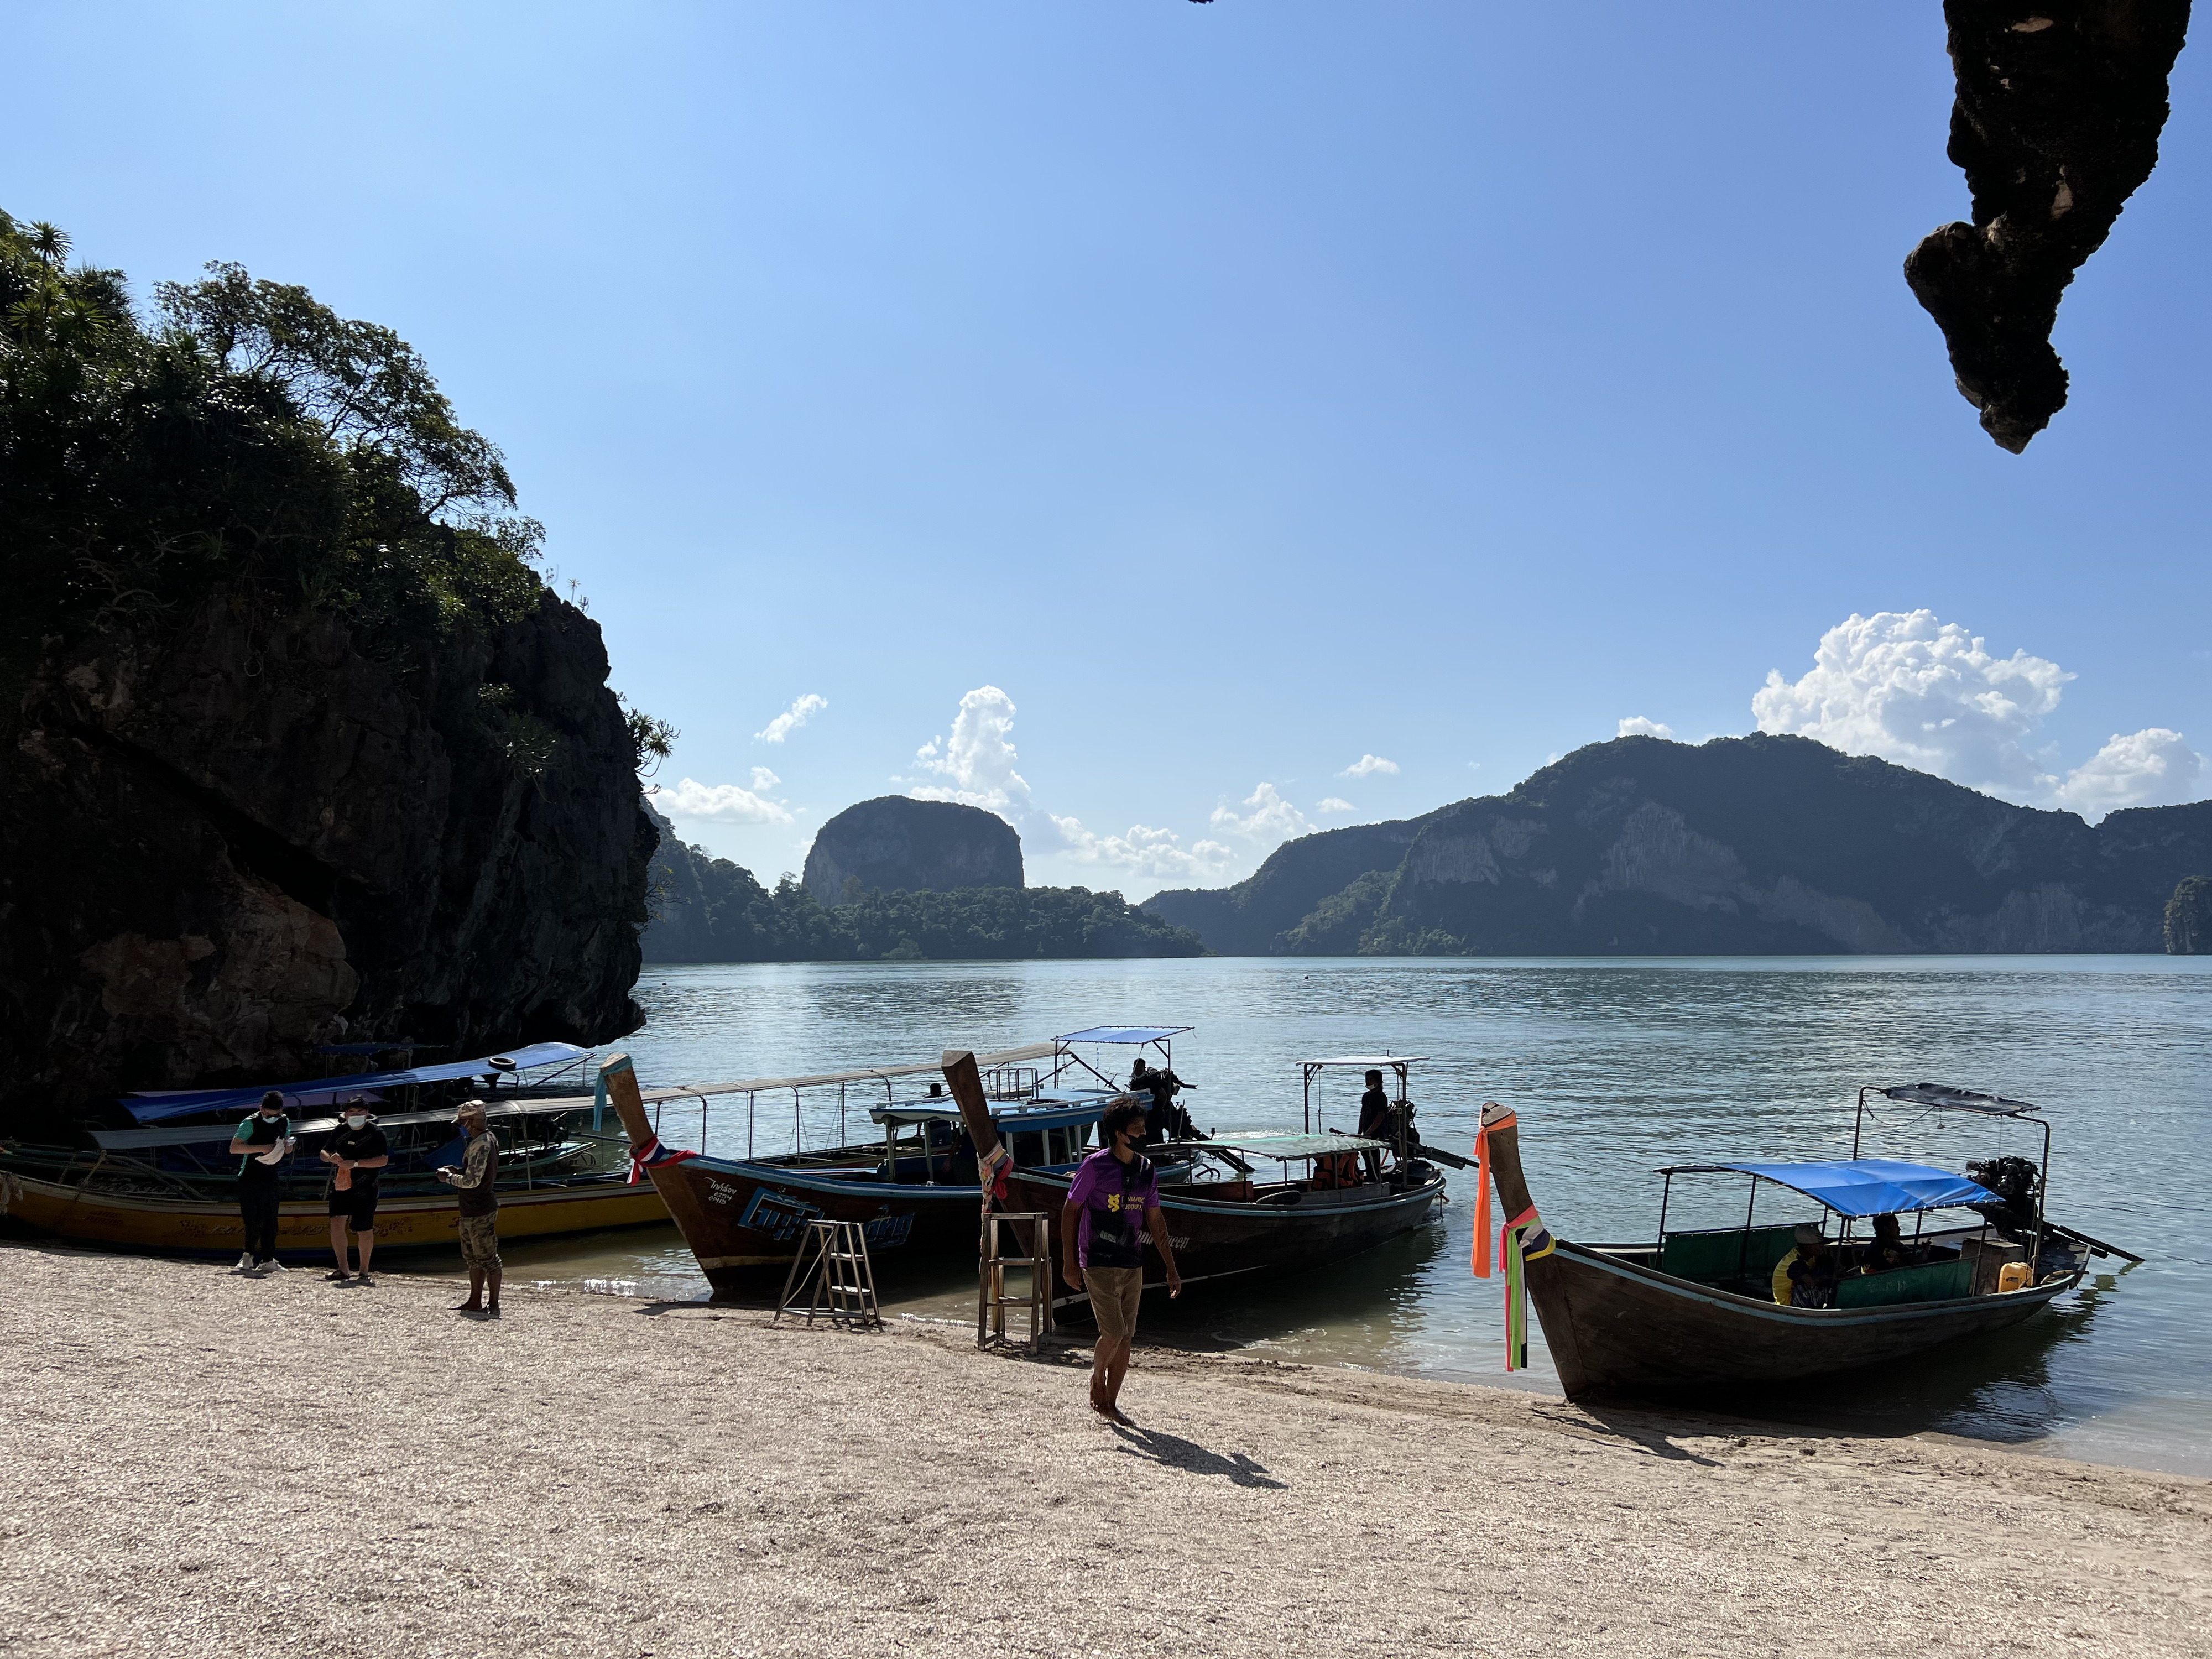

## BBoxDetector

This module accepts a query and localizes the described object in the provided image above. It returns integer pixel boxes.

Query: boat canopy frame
[1298,1054,1426,1139]
[1051,1027,1188,1093]
[1648,1079,2054,1274]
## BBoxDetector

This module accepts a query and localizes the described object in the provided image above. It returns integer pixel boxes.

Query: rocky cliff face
[801,797,1024,907]
[2165,875,2212,952]
[0,588,653,1127]
[1146,735,2212,956]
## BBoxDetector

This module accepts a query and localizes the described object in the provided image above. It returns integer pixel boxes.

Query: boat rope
[626,1134,699,1185]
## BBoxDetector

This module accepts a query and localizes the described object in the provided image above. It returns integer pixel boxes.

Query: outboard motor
[1965,1155,2041,1243]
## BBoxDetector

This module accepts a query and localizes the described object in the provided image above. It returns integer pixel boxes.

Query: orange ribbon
[1470,1105,1515,1279]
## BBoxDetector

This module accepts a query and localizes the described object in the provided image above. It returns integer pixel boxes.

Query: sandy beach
[1,1240,2205,1659]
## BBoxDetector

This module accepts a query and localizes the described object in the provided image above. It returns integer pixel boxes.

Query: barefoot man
[1061,1098,1181,1424]
[436,1099,501,1316]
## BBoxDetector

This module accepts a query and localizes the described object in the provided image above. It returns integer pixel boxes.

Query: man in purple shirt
[1061,1098,1181,1424]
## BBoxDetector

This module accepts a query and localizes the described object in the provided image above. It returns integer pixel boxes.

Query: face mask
[259,1110,281,1121]
[345,1114,367,1129]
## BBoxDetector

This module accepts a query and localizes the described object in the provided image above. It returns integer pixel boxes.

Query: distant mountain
[802,796,1022,907]
[1144,735,2212,956]
[641,804,1201,963]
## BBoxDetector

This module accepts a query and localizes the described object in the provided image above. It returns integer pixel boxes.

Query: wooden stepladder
[775,1219,882,1329]
[978,1211,1055,1351]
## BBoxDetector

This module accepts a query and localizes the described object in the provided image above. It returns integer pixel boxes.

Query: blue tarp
[1056,1026,1189,1045]
[123,1041,594,1125]
[1715,1159,1999,1218]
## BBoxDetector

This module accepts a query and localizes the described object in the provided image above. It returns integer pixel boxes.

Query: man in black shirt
[1357,1070,1398,1182]
[227,1091,292,1274]
[321,1097,390,1285]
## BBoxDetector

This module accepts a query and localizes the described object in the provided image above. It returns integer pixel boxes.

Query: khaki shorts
[457,1212,502,1270]
[1084,1266,1144,1341]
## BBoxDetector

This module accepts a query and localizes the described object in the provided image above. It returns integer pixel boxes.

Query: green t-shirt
[236,1113,290,1178]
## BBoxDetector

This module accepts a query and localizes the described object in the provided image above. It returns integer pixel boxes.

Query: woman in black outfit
[321,1098,390,1284]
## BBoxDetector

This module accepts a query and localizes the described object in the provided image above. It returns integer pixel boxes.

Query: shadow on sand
[1110,1423,1289,1489]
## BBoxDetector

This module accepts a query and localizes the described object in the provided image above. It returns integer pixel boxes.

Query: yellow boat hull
[0,1170,668,1254]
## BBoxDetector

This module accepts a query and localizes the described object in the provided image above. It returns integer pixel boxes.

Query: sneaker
[232,1253,255,1273]
[259,1259,288,1274]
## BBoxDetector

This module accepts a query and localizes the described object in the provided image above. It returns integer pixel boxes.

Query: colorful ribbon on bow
[978,1142,1013,1213]
[1470,1109,1511,1277]
[627,1134,699,1185]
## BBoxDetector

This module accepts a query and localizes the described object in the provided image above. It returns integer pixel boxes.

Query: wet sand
[2,1240,2206,1659]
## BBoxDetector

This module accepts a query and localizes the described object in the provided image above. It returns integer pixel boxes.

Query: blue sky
[12,4,2208,895]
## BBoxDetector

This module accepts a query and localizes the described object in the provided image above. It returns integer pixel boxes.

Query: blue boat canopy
[123,1041,595,1125]
[1056,1026,1189,1045]
[1666,1158,2000,1218]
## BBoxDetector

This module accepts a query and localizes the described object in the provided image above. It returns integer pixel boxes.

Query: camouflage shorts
[457,1212,502,1270]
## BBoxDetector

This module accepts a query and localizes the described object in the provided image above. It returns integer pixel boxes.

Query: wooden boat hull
[1001,1168,1448,1304]
[635,1155,993,1298]
[1527,1238,2084,1399]
[0,1168,668,1255]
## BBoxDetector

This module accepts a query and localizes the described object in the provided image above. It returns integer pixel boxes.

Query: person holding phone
[226,1091,293,1274]
[436,1099,502,1316]
[320,1097,389,1285]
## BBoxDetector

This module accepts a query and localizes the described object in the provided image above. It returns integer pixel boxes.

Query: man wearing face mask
[226,1091,293,1274]
[320,1096,390,1285]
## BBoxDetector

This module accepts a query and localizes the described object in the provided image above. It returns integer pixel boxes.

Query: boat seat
[1659,1224,1801,1287]
[1833,1257,1974,1307]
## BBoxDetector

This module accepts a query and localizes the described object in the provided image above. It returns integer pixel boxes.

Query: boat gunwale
[1556,1234,2085,1327]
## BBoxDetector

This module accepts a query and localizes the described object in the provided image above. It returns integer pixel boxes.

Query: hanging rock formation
[1905,1,2193,451]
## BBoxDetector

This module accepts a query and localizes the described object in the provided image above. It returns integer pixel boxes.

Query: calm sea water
[469,956,2212,1476]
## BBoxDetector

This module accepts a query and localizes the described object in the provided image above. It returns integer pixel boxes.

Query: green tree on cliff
[0,208,544,702]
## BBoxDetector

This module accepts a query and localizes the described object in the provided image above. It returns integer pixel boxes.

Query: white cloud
[2054,729,2204,820]
[1618,716,1675,740]
[1317,797,1355,813]
[749,766,781,792]
[1051,816,1234,881]
[1342,754,1399,778]
[1755,610,2205,820]
[912,685,1030,814]
[755,693,827,744]
[1210,782,1312,846]
[653,776,794,825]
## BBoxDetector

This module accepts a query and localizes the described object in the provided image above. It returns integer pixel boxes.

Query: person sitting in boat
[1771,1224,1836,1308]
[1858,1212,1914,1274]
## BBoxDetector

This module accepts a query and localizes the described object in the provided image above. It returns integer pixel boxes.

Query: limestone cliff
[2164,875,2212,952]
[0,589,653,1126]
[801,797,1024,907]
[1145,735,2212,956]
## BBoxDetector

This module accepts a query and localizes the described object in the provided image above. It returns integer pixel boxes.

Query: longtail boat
[953,1045,1450,1309]
[0,1045,667,1256]
[597,1040,1121,1296]
[1474,1083,2131,1399]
